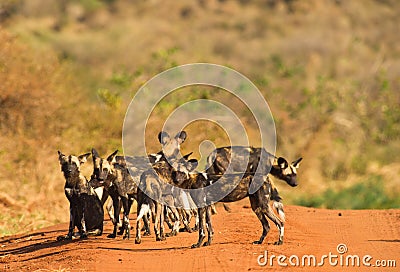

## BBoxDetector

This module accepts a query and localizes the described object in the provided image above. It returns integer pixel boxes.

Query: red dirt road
[1,201,399,271]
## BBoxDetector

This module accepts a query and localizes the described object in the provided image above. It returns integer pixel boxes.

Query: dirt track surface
[1,201,399,272]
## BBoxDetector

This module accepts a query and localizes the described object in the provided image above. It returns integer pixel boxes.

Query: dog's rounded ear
[292,157,303,168]
[182,151,193,160]
[187,159,198,172]
[175,131,187,144]
[58,151,66,162]
[158,131,170,145]
[78,153,91,164]
[107,150,119,163]
[277,157,289,169]
[91,148,100,158]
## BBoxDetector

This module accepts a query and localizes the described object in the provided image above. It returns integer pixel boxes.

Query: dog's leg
[191,207,206,248]
[165,205,180,237]
[178,191,194,233]
[160,203,165,240]
[163,206,174,230]
[80,214,88,239]
[121,196,131,239]
[154,202,165,241]
[105,198,115,224]
[202,206,214,246]
[210,204,218,215]
[252,207,270,244]
[66,205,75,240]
[135,200,149,244]
[179,209,193,233]
[265,202,285,245]
[187,193,199,231]
[192,208,199,232]
[143,214,151,236]
[249,182,274,245]
[154,202,161,241]
[75,197,87,239]
[116,199,124,235]
[108,194,120,238]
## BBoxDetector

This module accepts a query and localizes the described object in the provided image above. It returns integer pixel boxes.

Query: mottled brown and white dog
[58,151,103,240]
[170,162,286,248]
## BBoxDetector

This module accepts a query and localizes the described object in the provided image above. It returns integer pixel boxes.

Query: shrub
[295,175,400,209]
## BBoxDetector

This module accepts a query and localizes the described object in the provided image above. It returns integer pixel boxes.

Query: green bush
[295,175,400,209]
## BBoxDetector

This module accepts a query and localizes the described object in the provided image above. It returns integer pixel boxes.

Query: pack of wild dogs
[57,131,302,248]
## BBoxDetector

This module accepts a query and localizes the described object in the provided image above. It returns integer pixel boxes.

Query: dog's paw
[107,233,116,239]
[191,226,199,232]
[165,230,177,237]
[156,235,166,241]
[56,235,66,241]
[135,238,141,244]
[252,240,262,245]
[191,243,201,249]
[274,240,283,245]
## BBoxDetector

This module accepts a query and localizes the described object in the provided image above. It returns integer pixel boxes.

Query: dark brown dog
[58,151,103,240]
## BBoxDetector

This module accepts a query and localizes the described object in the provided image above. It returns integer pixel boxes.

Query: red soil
[1,201,399,271]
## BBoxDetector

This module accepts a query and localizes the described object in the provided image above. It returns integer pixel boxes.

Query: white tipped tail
[273,201,285,223]
[137,204,151,222]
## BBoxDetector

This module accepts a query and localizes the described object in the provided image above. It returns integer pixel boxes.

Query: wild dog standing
[90,152,165,236]
[171,157,296,247]
[206,146,302,212]
[135,131,192,244]
[58,151,103,240]
[90,149,137,239]
[206,146,302,186]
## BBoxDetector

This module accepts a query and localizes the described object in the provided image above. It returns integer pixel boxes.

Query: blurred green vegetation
[295,175,400,209]
[0,0,399,235]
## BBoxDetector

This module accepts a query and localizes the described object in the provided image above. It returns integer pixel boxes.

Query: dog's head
[271,157,302,187]
[91,148,118,185]
[58,151,91,179]
[158,131,187,159]
[171,158,199,187]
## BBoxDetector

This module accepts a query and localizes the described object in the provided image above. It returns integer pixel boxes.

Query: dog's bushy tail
[272,200,285,223]
[270,180,285,223]
[137,203,151,222]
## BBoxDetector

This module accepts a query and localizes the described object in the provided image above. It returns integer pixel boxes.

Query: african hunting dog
[90,131,189,240]
[135,155,198,244]
[206,146,302,187]
[204,146,301,245]
[89,151,166,236]
[206,147,301,215]
[57,151,103,240]
[90,149,137,239]
[135,131,197,244]
[171,159,289,248]
[91,149,166,239]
